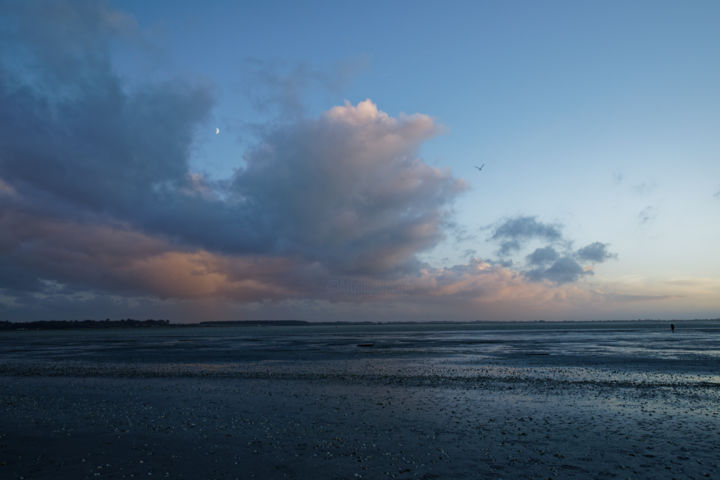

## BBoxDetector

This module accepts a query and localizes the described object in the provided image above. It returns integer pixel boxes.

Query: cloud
[526,246,559,266]
[491,216,563,255]
[488,217,616,284]
[0,205,593,317]
[0,1,216,239]
[576,242,615,263]
[0,1,471,313]
[526,257,589,284]
[714,188,720,200]
[600,293,677,302]
[0,207,311,302]
[0,0,465,278]
[0,0,138,84]
[232,99,466,273]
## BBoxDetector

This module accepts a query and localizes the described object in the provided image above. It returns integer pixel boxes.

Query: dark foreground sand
[1,371,718,480]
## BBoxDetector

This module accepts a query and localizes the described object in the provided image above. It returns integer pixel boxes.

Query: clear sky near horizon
[0,0,718,322]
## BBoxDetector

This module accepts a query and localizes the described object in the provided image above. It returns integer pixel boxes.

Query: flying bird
[475,164,485,172]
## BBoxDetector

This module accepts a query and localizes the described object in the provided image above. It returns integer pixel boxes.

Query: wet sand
[1,322,719,479]
[2,369,719,479]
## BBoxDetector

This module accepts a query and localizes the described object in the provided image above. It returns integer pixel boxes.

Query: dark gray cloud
[491,216,562,256]
[526,246,559,266]
[0,207,175,296]
[576,242,615,263]
[489,216,615,284]
[526,257,589,284]
[0,0,138,86]
[0,0,220,245]
[0,205,332,303]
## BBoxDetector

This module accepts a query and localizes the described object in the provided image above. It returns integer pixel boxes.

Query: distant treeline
[2,318,719,331]
[0,319,170,330]
[0,319,311,330]
[199,320,311,327]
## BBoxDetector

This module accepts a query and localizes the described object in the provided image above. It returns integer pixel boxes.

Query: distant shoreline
[1,317,719,331]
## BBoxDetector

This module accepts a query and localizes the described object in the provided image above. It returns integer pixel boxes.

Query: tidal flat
[1,321,719,479]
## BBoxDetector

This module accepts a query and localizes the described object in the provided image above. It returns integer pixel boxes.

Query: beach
[1,321,719,479]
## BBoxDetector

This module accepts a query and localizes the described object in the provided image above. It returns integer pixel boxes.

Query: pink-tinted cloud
[0,205,608,317]
[0,203,703,321]
[233,99,466,273]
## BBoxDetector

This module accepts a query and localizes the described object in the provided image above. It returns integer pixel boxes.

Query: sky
[1,0,719,322]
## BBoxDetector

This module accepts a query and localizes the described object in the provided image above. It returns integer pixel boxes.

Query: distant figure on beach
[670,323,675,333]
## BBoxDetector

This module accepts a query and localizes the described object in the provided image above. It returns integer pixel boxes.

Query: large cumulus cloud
[0,0,467,310]
[1,0,463,272]
[235,100,465,272]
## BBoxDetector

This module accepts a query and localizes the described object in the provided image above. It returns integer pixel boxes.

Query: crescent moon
[216,128,220,135]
